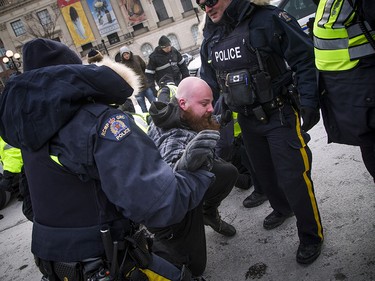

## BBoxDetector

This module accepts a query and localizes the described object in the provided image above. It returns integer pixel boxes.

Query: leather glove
[300,106,320,132]
[175,130,220,171]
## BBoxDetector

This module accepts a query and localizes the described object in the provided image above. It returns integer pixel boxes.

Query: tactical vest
[314,0,375,71]
[210,17,291,112]
[22,143,130,262]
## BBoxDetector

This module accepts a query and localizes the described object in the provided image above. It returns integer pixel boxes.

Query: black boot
[203,209,236,237]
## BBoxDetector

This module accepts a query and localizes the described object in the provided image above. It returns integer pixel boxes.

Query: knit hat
[158,36,171,48]
[87,49,103,64]
[22,38,82,71]
[120,46,131,57]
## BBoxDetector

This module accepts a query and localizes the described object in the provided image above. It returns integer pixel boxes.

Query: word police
[214,47,242,62]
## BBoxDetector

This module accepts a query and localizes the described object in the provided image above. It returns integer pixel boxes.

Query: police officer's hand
[175,130,220,172]
[300,106,320,132]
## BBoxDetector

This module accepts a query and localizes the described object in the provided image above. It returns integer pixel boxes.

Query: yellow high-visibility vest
[0,137,23,173]
[233,112,242,138]
[132,112,150,133]
[313,0,375,71]
[157,84,178,100]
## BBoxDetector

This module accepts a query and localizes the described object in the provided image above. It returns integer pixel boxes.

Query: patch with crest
[100,114,131,141]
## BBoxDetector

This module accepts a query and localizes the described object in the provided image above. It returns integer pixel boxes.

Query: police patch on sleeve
[100,114,131,141]
[279,11,292,22]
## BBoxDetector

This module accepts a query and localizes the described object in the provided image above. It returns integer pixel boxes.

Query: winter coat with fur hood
[0,59,214,262]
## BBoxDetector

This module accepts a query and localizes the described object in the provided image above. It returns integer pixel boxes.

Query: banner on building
[121,0,147,26]
[87,0,120,36]
[57,0,95,47]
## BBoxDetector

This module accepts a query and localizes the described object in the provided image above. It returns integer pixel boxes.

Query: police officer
[145,35,190,90]
[0,38,218,281]
[198,0,324,264]
[313,0,375,183]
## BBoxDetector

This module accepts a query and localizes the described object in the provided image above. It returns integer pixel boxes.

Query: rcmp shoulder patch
[278,11,292,22]
[100,113,132,141]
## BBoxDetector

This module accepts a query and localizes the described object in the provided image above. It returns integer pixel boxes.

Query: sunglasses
[196,0,219,11]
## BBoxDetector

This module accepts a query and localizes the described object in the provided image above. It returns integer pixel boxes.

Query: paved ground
[1,120,375,281]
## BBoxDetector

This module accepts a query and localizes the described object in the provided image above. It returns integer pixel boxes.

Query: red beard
[181,107,220,132]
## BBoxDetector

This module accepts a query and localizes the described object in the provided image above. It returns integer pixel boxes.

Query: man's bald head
[176,77,212,101]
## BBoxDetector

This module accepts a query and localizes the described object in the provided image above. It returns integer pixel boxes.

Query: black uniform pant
[319,63,375,183]
[238,103,324,245]
[150,203,206,276]
[203,158,238,215]
[149,159,237,276]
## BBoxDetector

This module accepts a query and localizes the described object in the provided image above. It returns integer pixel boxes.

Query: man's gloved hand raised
[300,106,320,132]
[175,130,220,172]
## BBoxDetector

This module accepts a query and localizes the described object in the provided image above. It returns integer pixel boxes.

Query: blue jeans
[136,87,156,112]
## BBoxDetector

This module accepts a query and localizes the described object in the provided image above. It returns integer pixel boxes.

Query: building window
[108,32,120,45]
[141,43,153,62]
[167,34,181,51]
[37,9,52,26]
[11,20,26,37]
[180,0,193,12]
[191,24,199,45]
[0,39,5,57]
[153,0,168,21]
[81,42,93,51]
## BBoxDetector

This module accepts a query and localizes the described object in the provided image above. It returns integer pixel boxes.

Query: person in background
[313,0,375,183]
[147,76,238,278]
[0,38,217,281]
[120,45,156,113]
[145,35,189,93]
[86,48,104,64]
[198,0,323,265]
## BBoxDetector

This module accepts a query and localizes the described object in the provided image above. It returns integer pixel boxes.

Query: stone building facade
[0,0,204,89]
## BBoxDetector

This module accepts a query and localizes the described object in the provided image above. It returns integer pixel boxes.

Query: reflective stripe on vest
[133,113,149,133]
[313,0,375,71]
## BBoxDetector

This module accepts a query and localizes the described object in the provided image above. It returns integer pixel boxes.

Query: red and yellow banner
[57,0,95,47]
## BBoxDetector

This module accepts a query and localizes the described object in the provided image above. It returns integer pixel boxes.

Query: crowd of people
[0,0,374,280]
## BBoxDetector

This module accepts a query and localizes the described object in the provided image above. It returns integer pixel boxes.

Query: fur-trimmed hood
[0,61,139,151]
[251,0,270,5]
[94,56,140,97]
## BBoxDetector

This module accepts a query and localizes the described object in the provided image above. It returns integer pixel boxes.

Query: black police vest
[211,22,258,73]
[22,143,130,262]
[210,19,292,112]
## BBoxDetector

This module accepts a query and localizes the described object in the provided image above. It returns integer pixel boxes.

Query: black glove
[219,109,232,127]
[175,130,220,171]
[300,106,320,132]
[0,171,19,193]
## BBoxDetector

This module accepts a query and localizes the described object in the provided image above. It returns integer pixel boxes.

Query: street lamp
[2,50,22,74]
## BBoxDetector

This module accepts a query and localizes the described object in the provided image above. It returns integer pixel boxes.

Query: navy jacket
[0,63,214,261]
